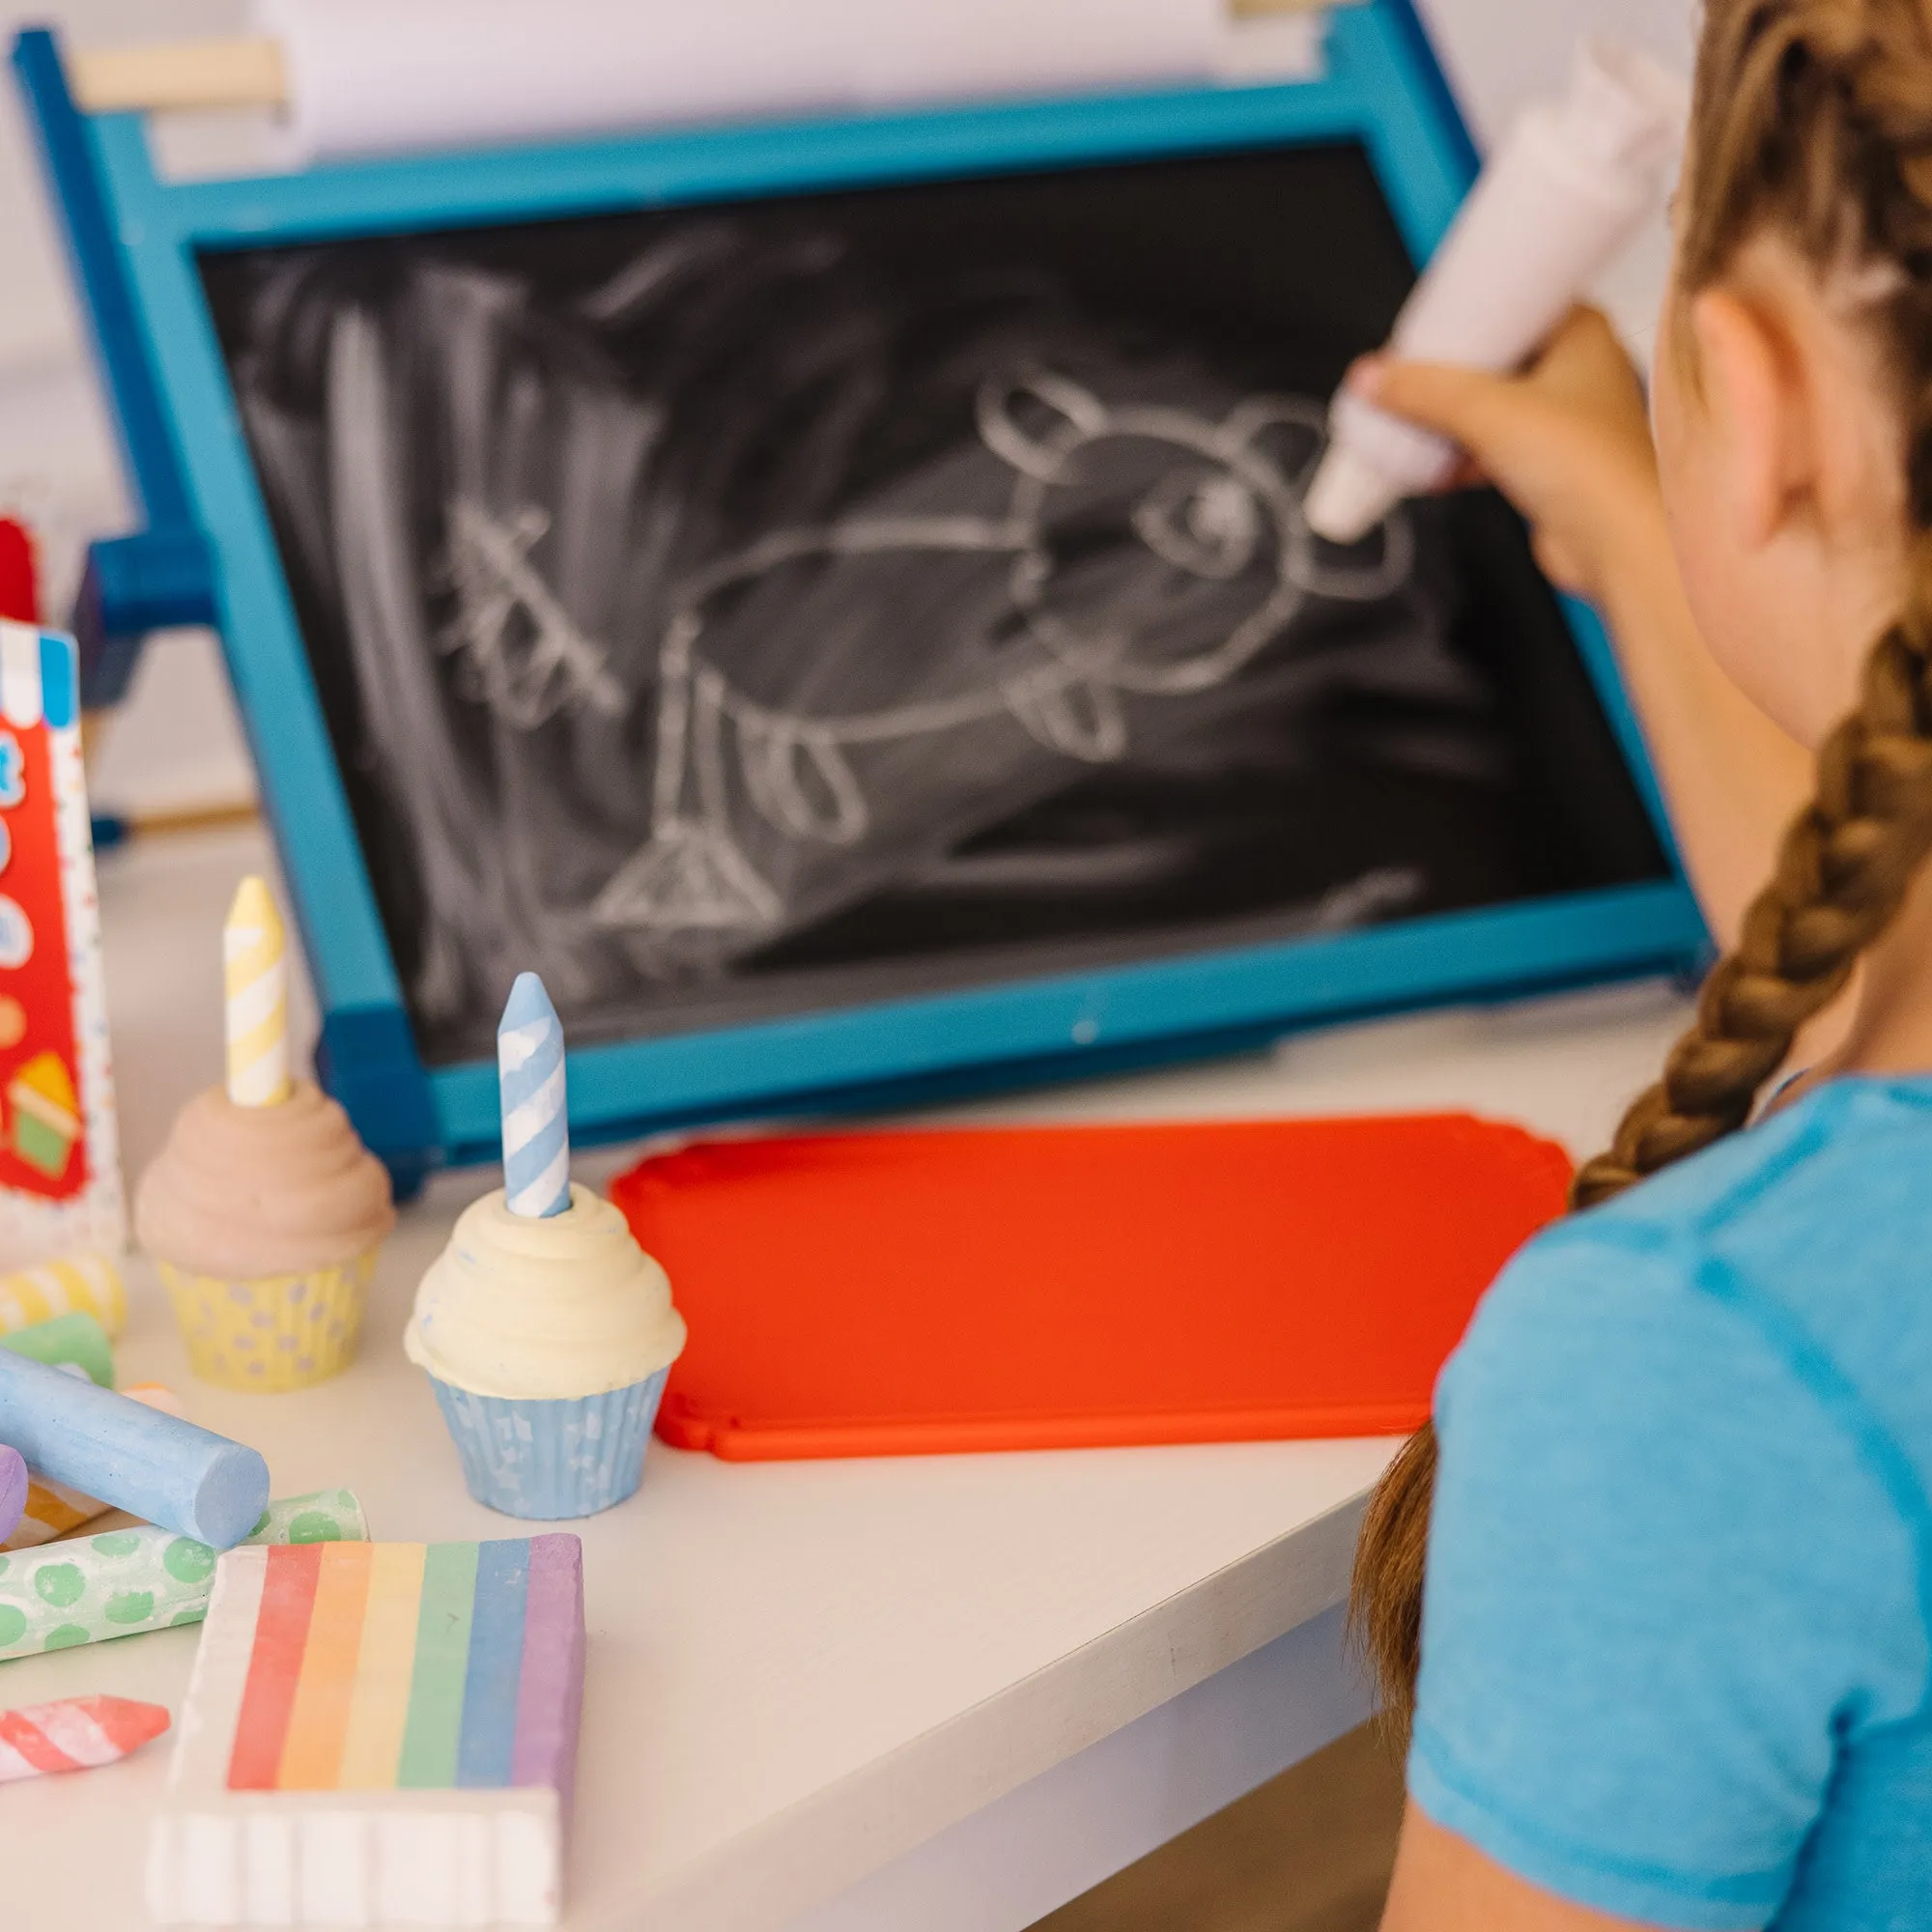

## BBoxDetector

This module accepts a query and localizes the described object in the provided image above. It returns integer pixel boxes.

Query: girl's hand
[1349,305,1664,608]
[1355,302,1820,973]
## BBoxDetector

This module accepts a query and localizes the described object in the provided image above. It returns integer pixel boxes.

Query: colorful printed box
[148,1534,584,1928]
[0,626,121,1263]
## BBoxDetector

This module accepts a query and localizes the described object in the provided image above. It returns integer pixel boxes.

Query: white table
[6,822,1693,1932]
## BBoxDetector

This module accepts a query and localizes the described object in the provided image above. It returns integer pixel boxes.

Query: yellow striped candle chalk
[0,1252,126,1340]
[224,876,292,1108]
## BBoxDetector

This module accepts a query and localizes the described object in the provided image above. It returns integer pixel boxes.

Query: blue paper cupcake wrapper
[426,1370,669,1520]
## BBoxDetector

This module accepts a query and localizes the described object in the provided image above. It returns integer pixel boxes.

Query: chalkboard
[198,140,1669,1071]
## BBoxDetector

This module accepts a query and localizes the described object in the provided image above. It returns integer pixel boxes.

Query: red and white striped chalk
[0,1695,171,1781]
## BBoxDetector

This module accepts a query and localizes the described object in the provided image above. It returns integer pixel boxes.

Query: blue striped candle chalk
[498,973,569,1219]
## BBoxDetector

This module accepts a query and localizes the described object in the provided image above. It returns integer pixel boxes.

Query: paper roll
[253,0,1225,162]
[0,1489,368,1661]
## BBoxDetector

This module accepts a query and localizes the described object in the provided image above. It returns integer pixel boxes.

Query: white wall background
[1,0,251,367]
[0,0,1699,810]
[1425,0,1695,138]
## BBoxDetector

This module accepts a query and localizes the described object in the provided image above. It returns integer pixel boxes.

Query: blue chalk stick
[0,1350,269,1548]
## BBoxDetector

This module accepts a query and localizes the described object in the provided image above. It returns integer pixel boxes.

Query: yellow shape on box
[9,1050,78,1179]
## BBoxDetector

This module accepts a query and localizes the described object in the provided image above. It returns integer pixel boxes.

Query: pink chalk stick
[0,1444,25,1545]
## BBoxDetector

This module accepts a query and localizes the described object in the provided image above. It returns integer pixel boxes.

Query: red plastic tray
[611,1114,1571,1462]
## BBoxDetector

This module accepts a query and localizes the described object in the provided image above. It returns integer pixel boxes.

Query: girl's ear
[1687,286,1814,551]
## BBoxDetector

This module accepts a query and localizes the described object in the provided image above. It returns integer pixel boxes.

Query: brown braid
[1352,0,1932,1743]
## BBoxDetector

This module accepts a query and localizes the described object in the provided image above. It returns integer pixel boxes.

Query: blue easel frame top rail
[10,8,1707,1191]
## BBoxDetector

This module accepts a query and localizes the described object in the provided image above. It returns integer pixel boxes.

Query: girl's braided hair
[1352,0,1932,1739]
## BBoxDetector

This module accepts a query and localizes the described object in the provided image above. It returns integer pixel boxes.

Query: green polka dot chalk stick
[0,1310,115,1388]
[0,1490,367,1662]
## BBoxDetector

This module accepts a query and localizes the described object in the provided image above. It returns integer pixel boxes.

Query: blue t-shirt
[1412,1078,1932,1929]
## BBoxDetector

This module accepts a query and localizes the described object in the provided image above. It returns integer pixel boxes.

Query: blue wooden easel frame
[11,7,1706,1190]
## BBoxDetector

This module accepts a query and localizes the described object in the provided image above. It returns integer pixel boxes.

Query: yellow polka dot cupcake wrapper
[158,1251,377,1393]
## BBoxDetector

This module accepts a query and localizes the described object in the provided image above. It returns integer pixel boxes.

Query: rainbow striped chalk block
[147,1535,584,1928]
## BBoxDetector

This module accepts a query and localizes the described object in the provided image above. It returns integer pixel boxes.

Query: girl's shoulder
[1542,1072,1932,1299]
[1463,1075,1932,1505]
[1575,1072,1932,1247]
[1419,1078,1932,1928]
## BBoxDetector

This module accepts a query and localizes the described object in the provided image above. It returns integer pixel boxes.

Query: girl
[1352,3,1932,1926]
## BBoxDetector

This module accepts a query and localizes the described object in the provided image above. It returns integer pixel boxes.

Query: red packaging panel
[0,703,86,1202]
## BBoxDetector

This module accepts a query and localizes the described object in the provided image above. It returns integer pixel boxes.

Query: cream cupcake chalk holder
[406,974,686,1519]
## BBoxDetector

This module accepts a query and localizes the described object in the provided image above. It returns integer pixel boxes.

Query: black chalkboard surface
[199,140,1669,1070]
